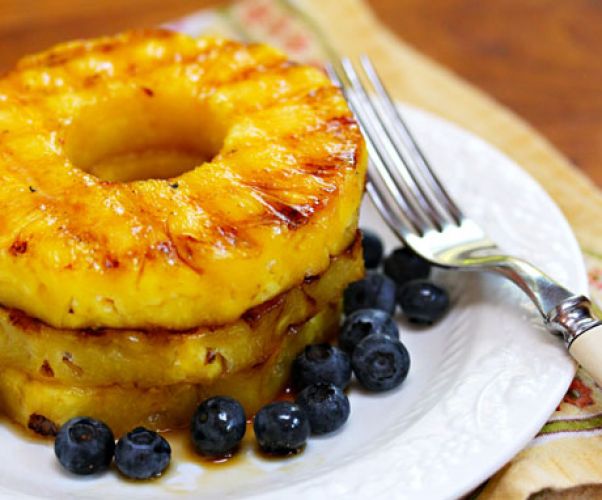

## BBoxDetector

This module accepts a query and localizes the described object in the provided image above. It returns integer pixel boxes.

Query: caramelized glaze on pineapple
[0,32,367,435]
[0,238,362,387]
[0,30,367,330]
[0,306,340,436]
[0,239,362,436]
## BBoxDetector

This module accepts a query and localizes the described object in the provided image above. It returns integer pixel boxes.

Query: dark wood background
[1,0,600,186]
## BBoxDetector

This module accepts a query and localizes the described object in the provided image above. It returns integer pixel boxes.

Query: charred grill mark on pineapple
[76,327,106,338]
[302,290,318,311]
[126,63,139,76]
[326,114,359,130]
[281,121,361,179]
[135,240,176,283]
[244,183,320,229]
[17,29,178,71]
[259,198,315,229]
[297,160,343,179]
[168,234,205,275]
[97,43,117,53]
[205,349,217,364]
[28,413,59,436]
[39,360,54,378]
[303,274,320,284]
[242,294,287,327]
[155,240,175,257]
[14,32,289,99]
[62,353,84,377]
[287,323,301,337]
[8,308,41,332]
[82,73,102,88]
[203,59,293,90]
[100,297,118,316]
[204,349,228,371]
[266,201,313,228]
[216,224,238,246]
[131,28,178,40]
[37,52,72,69]
[9,239,27,256]
[103,256,119,269]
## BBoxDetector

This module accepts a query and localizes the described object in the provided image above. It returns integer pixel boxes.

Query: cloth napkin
[166,0,602,498]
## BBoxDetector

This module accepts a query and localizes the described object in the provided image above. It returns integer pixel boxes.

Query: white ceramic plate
[0,106,586,499]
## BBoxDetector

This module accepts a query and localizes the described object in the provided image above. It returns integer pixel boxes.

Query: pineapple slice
[0,305,340,436]
[0,238,362,387]
[0,30,367,330]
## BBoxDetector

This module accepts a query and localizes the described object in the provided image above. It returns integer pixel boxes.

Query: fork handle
[547,296,602,386]
[490,259,602,385]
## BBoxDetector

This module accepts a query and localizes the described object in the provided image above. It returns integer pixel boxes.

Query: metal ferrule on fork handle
[546,296,602,348]
[548,296,602,385]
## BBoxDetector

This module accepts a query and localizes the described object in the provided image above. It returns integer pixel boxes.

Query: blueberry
[397,280,449,324]
[361,229,384,269]
[115,427,171,480]
[253,402,310,455]
[340,308,399,352]
[343,273,396,316]
[352,334,410,392]
[191,396,246,457]
[54,417,115,475]
[295,383,350,435]
[292,343,351,390]
[383,247,431,286]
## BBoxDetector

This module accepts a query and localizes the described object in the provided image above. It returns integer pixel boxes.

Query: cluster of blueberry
[54,419,170,480]
[187,229,451,458]
[352,229,450,325]
[53,228,450,481]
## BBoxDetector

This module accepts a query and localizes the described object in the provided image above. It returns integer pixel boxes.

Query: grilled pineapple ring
[0,30,366,329]
[0,239,362,388]
[0,305,341,436]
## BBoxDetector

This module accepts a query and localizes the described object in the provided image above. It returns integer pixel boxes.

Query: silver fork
[327,56,602,385]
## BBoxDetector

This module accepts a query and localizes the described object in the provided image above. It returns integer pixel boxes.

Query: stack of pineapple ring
[0,31,366,435]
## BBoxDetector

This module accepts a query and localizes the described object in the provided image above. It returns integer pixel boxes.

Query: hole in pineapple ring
[63,88,226,183]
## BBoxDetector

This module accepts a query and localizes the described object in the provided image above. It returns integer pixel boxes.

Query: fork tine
[343,59,450,231]
[327,62,426,236]
[357,57,455,228]
[366,177,414,242]
[336,58,436,236]
[324,63,341,89]
[327,64,414,238]
[359,55,464,225]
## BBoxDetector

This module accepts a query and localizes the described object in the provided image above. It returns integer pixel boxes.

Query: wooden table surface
[1,0,600,187]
